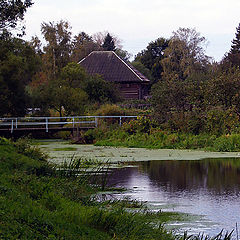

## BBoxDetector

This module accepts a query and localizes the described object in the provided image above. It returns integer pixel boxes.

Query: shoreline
[37,140,240,164]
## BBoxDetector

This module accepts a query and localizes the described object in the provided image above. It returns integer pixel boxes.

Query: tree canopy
[0,34,40,116]
[0,0,33,34]
[134,37,169,83]
[226,23,240,67]
[102,33,116,51]
[161,28,210,82]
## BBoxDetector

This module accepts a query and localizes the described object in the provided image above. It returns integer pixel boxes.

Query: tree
[151,28,211,128]
[131,61,153,81]
[29,35,43,55]
[102,33,116,51]
[151,78,188,123]
[135,37,169,83]
[41,20,72,77]
[227,23,240,67]
[60,62,87,88]
[115,49,132,61]
[0,0,33,34]
[205,68,240,110]
[230,23,240,55]
[83,75,120,103]
[0,34,40,116]
[92,31,122,49]
[29,63,89,116]
[161,28,210,82]
[71,32,100,62]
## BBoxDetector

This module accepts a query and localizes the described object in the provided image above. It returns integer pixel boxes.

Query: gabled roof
[79,51,150,83]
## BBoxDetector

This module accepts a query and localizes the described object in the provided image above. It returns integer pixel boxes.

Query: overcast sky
[23,0,240,61]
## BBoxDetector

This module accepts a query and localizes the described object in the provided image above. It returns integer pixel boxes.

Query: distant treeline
[1,1,240,137]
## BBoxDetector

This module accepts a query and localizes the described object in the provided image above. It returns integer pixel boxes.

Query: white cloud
[23,0,240,61]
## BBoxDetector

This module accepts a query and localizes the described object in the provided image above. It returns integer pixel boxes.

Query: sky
[23,0,240,61]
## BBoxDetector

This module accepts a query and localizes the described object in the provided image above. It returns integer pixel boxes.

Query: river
[106,159,240,237]
[38,140,240,238]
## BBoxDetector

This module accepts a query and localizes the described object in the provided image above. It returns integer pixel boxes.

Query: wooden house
[79,51,150,100]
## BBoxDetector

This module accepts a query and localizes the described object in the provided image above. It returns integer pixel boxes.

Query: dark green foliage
[227,23,240,67]
[0,138,184,240]
[95,127,240,152]
[230,23,240,54]
[115,48,132,61]
[29,62,89,116]
[71,31,100,62]
[135,37,169,83]
[0,33,40,116]
[102,33,116,51]
[131,60,153,81]
[83,75,120,103]
[0,0,33,33]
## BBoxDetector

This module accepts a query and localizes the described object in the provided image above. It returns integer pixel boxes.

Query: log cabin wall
[119,83,141,100]
[79,51,151,100]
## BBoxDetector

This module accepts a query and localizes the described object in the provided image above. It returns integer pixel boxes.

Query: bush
[122,116,155,135]
[212,134,240,152]
[54,131,72,140]
[94,104,125,116]
[204,107,240,136]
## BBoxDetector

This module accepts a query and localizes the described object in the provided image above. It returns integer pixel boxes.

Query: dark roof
[79,51,150,83]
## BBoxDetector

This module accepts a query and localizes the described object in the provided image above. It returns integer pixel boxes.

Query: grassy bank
[86,127,240,152]
[0,137,184,240]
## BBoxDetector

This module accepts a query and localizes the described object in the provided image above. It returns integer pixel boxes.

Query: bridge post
[11,120,14,133]
[95,117,98,127]
[46,117,48,132]
[15,118,18,129]
[119,116,122,126]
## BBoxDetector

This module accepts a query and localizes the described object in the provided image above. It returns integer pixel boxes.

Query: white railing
[0,116,138,133]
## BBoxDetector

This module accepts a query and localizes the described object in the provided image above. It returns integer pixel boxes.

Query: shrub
[0,137,11,145]
[122,116,155,135]
[94,104,125,116]
[54,131,72,140]
[204,107,240,136]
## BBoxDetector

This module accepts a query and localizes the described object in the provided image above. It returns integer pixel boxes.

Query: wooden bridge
[0,116,138,134]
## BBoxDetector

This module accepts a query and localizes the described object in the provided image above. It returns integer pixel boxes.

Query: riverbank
[1,137,181,240]
[1,137,233,239]
[35,140,240,165]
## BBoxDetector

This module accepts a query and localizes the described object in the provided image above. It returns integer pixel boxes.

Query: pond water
[106,158,240,237]
[38,141,240,237]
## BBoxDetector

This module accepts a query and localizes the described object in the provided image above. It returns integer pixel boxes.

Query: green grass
[94,128,240,152]
[0,138,176,239]
[0,137,234,239]
[53,147,77,151]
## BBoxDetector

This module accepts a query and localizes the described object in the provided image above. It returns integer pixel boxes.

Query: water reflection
[107,158,240,236]
[139,159,240,194]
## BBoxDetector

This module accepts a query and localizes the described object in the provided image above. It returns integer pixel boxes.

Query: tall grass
[94,128,240,152]
[0,137,235,239]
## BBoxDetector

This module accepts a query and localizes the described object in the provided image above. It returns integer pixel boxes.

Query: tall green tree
[230,23,240,55]
[71,32,100,62]
[29,62,89,117]
[205,68,240,109]
[135,37,169,83]
[0,34,40,116]
[102,33,116,51]
[0,0,33,34]
[227,23,240,67]
[83,75,120,104]
[151,28,210,125]
[41,20,72,78]
[161,28,210,82]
